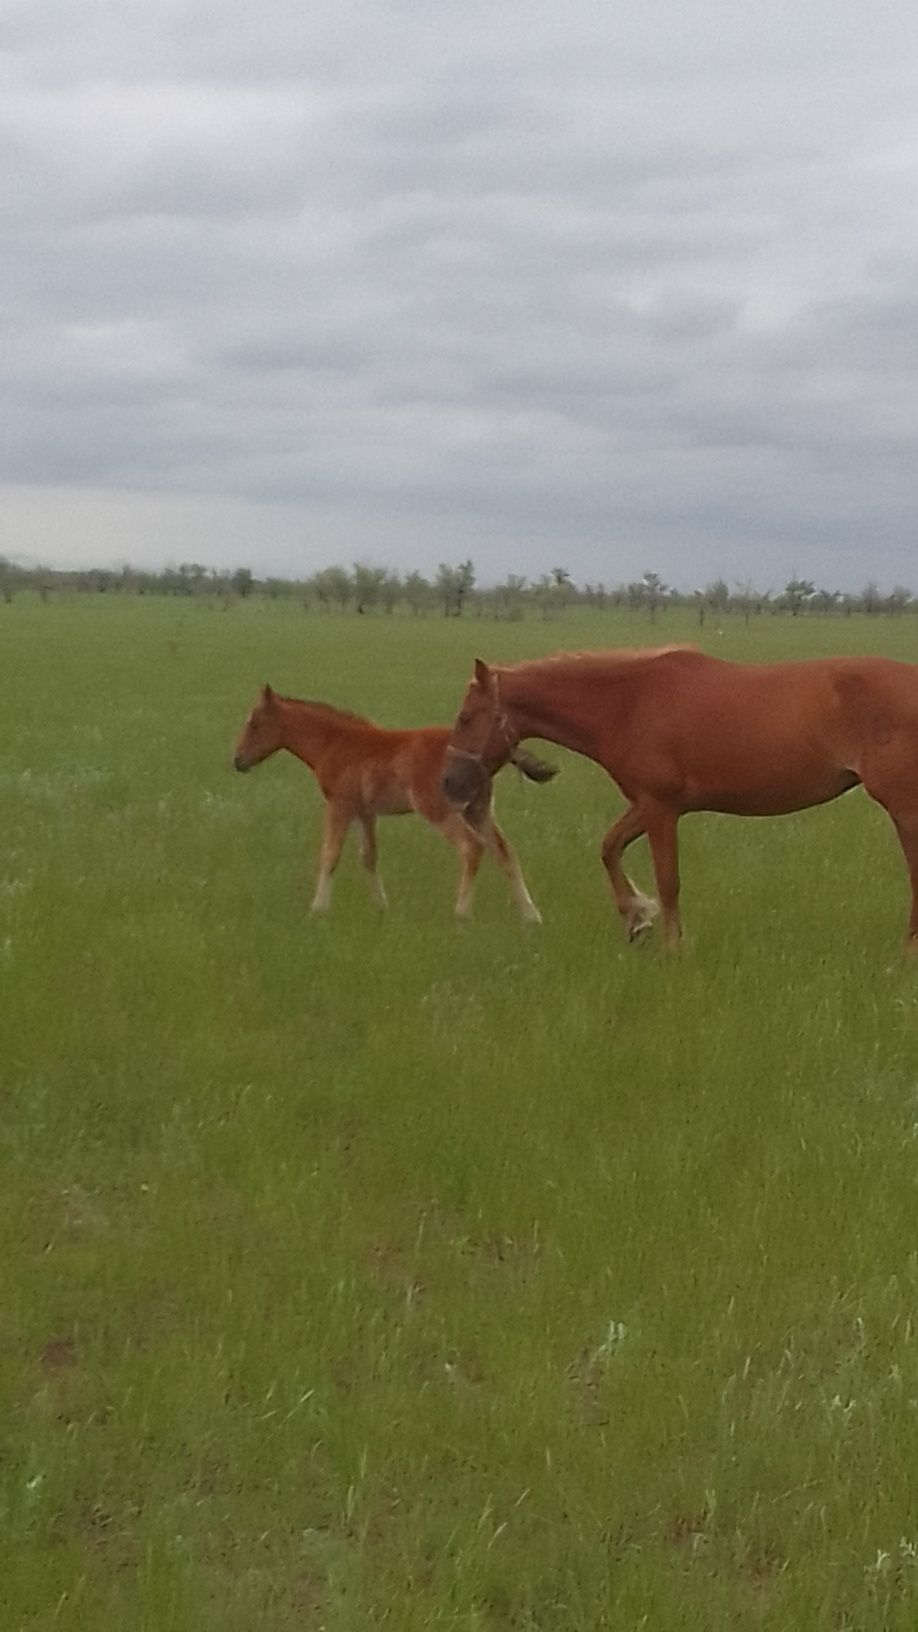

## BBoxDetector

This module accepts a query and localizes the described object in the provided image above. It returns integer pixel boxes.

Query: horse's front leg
[890,811,918,953]
[600,806,658,942]
[645,804,682,951]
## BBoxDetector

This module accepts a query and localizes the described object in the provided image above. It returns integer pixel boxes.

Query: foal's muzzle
[233,753,250,772]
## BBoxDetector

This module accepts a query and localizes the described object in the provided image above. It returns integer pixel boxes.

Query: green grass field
[5,595,918,1629]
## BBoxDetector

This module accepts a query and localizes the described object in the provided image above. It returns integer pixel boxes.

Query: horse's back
[616,651,918,814]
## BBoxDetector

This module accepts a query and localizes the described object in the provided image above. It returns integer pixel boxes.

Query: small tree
[498,574,528,621]
[435,560,476,617]
[886,585,912,616]
[533,574,558,620]
[232,566,254,599]
[705,578,730,618]
[642,570,668,624]
[551,566,573,612]
[308,568,334,612]
[379,570,401,615]
[812,587,839,616]
[731,580,763,626]
[860,581,881,615]
[455,559,475,616]
[179,562,208,595]
[435,563,459,617]
[402,570,432,615]
[782,578,815,616]
[324,565,353,613]
[352,562,385,615]
[0,557,15,604]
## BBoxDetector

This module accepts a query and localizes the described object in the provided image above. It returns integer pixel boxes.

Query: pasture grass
[3,595,918,1628]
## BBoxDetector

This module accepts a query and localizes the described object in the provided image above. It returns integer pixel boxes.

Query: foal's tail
[510,749,559,784]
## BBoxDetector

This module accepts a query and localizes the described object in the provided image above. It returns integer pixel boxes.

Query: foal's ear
[473,658,493,692]
[261,683,275,705]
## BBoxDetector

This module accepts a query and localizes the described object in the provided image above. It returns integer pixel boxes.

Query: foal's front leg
[434,813,484,918]
[358,814,388,908]
[310,803,351,913]
[472,810,542,924]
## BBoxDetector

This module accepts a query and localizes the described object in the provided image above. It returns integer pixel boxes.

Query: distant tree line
[1,555,916,622]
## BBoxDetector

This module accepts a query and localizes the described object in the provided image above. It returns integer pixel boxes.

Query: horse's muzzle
[233,753,250,773]
[442,751,486,807]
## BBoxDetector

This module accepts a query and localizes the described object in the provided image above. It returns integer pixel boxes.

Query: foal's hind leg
[310,803,351,914]
[358,814,387,908]
[601,805,659,942]
[472,810,542,924]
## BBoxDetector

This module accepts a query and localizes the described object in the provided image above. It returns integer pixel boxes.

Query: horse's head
[233,685,284,772]
[441,659,514,806]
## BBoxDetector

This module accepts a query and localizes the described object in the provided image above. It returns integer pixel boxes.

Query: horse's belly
[687,767,857,817]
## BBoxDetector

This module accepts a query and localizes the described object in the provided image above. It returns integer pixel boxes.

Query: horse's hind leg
[857,753,918,952]
[601,805,658,942]
[884,807,918,952]
[473,810,542,924]
[358,814,387,908]
[645,804,682,952]
[310,803,351,914]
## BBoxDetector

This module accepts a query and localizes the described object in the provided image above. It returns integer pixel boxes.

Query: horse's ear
[262,683,275,703]
[473,658,493,692]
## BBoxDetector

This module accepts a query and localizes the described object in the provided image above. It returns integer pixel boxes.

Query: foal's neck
[276,698,358,769]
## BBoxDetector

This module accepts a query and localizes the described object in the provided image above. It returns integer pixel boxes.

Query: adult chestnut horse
[233,685,555,921]
[441,646,918,952]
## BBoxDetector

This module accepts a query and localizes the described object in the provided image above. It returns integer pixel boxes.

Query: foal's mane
[276,694,373,728]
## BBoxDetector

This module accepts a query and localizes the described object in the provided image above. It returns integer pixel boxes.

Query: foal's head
[233,685,284,772]
[442,659,513,806]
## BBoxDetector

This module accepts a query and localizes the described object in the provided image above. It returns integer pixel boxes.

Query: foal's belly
[370,787,414,816]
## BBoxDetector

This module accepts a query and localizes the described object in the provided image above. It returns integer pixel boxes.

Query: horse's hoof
[627,918,654,945]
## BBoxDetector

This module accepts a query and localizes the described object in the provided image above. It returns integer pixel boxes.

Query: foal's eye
[458,712,471,727]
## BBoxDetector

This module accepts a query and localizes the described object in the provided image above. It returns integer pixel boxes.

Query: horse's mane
[276,694,373,728]
[501,645,700,680]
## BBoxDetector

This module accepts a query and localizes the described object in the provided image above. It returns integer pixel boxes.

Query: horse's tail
[510,748,559,784]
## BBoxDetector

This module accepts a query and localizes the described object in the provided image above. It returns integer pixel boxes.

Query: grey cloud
[3,0,918,587]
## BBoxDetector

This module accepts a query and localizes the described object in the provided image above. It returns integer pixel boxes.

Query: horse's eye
[458,712,471,727]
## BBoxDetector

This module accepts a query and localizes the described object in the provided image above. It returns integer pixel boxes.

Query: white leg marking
[310,873,333,913]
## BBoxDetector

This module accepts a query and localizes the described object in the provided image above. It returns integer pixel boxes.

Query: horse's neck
[277,701,351,768]
[501,663,623,763]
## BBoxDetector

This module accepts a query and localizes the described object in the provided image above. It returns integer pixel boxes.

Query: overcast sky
[3,0,918,589]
